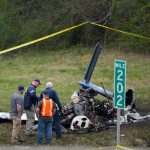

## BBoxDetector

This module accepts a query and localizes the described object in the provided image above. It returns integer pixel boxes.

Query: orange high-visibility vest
[41,98,54,117]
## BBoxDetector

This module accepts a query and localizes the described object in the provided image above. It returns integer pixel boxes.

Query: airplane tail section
[84,42,102,83]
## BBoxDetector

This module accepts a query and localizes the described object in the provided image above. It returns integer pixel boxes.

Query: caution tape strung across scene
[90,22,150,40]
[0,22,88,55]
[0,21,150,55]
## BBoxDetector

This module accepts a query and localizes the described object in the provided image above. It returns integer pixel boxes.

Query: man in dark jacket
[24,79,41,136]
[39,82,62,139]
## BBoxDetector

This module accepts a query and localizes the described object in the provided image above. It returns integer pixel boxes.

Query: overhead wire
[94,0,116,49]
[95,0,116,25]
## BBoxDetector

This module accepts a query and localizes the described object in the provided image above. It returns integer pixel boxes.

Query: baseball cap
[18,85,24,91]
[34,79,41,85]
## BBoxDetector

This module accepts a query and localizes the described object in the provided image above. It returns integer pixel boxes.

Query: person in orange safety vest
[36,91,56,144]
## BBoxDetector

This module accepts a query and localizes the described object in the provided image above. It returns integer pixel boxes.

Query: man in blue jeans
[36,91,55,144]
[39,82,62,139]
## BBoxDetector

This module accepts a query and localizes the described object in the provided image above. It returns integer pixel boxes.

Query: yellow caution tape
[0,21,149,55]
[90,22,150,41]
[114,145,134,150]
[0,22,88,55]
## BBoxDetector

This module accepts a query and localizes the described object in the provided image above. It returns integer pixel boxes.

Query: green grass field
[0,47,149,111]
[0,46,150,147]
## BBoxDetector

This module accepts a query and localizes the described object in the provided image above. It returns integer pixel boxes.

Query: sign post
[114,60,126,145]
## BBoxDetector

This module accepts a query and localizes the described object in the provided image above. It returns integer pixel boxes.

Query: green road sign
[114,60,126,109]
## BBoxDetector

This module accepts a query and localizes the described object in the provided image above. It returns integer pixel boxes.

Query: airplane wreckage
[0,43,150,133]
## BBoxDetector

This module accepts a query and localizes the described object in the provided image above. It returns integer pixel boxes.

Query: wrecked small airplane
[60,42,150,133]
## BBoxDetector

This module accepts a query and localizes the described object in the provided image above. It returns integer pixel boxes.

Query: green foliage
[0,0,149,52]
[0,0,21,48]
[106,0,150,52]
[0,0,113,50]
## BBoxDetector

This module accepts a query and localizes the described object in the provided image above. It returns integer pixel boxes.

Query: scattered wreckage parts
[60,88,150,133]
[60,42,150,133]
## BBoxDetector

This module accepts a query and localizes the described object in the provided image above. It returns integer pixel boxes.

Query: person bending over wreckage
[71,91,84,116]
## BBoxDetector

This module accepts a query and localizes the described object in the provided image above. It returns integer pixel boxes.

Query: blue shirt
[24,84,39,109]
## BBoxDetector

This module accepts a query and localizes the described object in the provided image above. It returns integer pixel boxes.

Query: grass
[0,46,150,147]
[0,47,150,111]
[0,122,149,147]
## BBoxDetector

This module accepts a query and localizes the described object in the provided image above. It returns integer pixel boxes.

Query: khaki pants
[11,116,23,142]
[25,106,35,135]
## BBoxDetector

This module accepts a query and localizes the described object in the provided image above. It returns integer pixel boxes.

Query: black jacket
[24,84,39,110]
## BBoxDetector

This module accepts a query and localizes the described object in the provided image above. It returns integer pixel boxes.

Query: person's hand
[36,108,40,118]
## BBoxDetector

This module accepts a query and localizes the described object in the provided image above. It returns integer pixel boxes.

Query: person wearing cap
[24,79,41,136]
[36,91,56,144]
[39,82,62,139]
[10,85,25,144]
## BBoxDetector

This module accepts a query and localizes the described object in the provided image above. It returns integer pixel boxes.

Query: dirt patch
[0,109,149,147]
